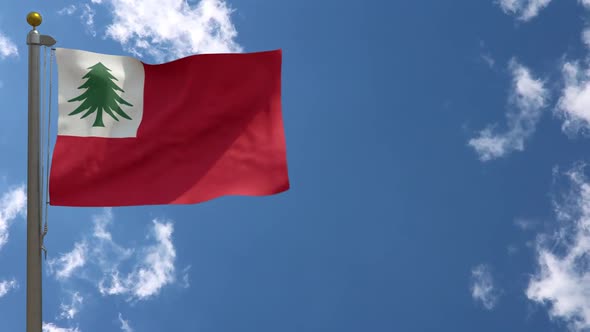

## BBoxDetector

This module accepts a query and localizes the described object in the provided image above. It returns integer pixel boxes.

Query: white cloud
[0,279,17,298]
[526,165,590,331]
[57,4,97,36]
[90,209,134,271]
[118,313,133,332]
[59,292,83,320]
[497,0,553,21]
[87,0,241,61]
[582,28,590,50]
[555,61,590,135]
[50,209,180,301]
[478,41,495,69]
[58,5,77,16]
[181,265,191,288]
[481,54,495,68]
[135,221,175,297]
[48,209,135,283]
[469,60,548,161]
[48,242,87,280]
[0,32,18,59]
[507,244,520,255]
[80,4,97,37]
[470,264,500,310]
[99,220,176,300]
[0,186,26,251]
[91,208,133,262]
[468,128,509,161]
[42,323,80,332]
[98,271,127,296]
[93,208,113,241]
[514,217,539,230]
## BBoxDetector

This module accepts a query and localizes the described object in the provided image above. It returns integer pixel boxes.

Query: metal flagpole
[25,12,55,332]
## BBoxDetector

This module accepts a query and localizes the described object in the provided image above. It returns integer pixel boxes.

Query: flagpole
[26,12,55,332]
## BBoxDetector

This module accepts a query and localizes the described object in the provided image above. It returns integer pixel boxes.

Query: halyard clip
[40,222,48,260]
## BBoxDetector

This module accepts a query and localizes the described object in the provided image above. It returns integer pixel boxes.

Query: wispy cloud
[0,186,20,297]
[497,0,553,21]
[48,242,88,280]
[57,4,97,36]
[0,186,26,251]
[50,209,181,301]
[48,209,135,282]
[478,41,496,69]
[556,61,590,136]
[99,220,176,300]
[0,279,18,298]
[59,292,83,320]
[42,323,80,332]
[118,313,134,332]
[507,244,520,255]
[514,217,539,231]
[468,60,548,161]
[89,209,134,272]
[80,5,97,37]
[57,5,77,16]
[481,54,496,69]
[470,264,500,310]
[526,165,590,331]
[582,28,590,50]
[0,32,18,59]
[181,265,191,288]
[93,209,113,241]
[86,0,241,61]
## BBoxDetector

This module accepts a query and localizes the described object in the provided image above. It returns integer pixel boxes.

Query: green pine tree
[68,62,133,127]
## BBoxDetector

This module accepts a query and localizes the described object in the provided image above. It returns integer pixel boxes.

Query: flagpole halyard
[26,11,55,332]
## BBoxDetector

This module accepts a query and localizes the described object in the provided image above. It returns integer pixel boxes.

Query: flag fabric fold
[49,48,289,207]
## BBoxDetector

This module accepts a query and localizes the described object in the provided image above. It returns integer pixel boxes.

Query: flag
[49,48,289,207]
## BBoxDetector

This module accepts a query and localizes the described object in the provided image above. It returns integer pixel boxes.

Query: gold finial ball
[26,12,42,28]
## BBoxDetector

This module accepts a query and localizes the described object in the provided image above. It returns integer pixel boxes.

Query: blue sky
[2,0,590,331]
